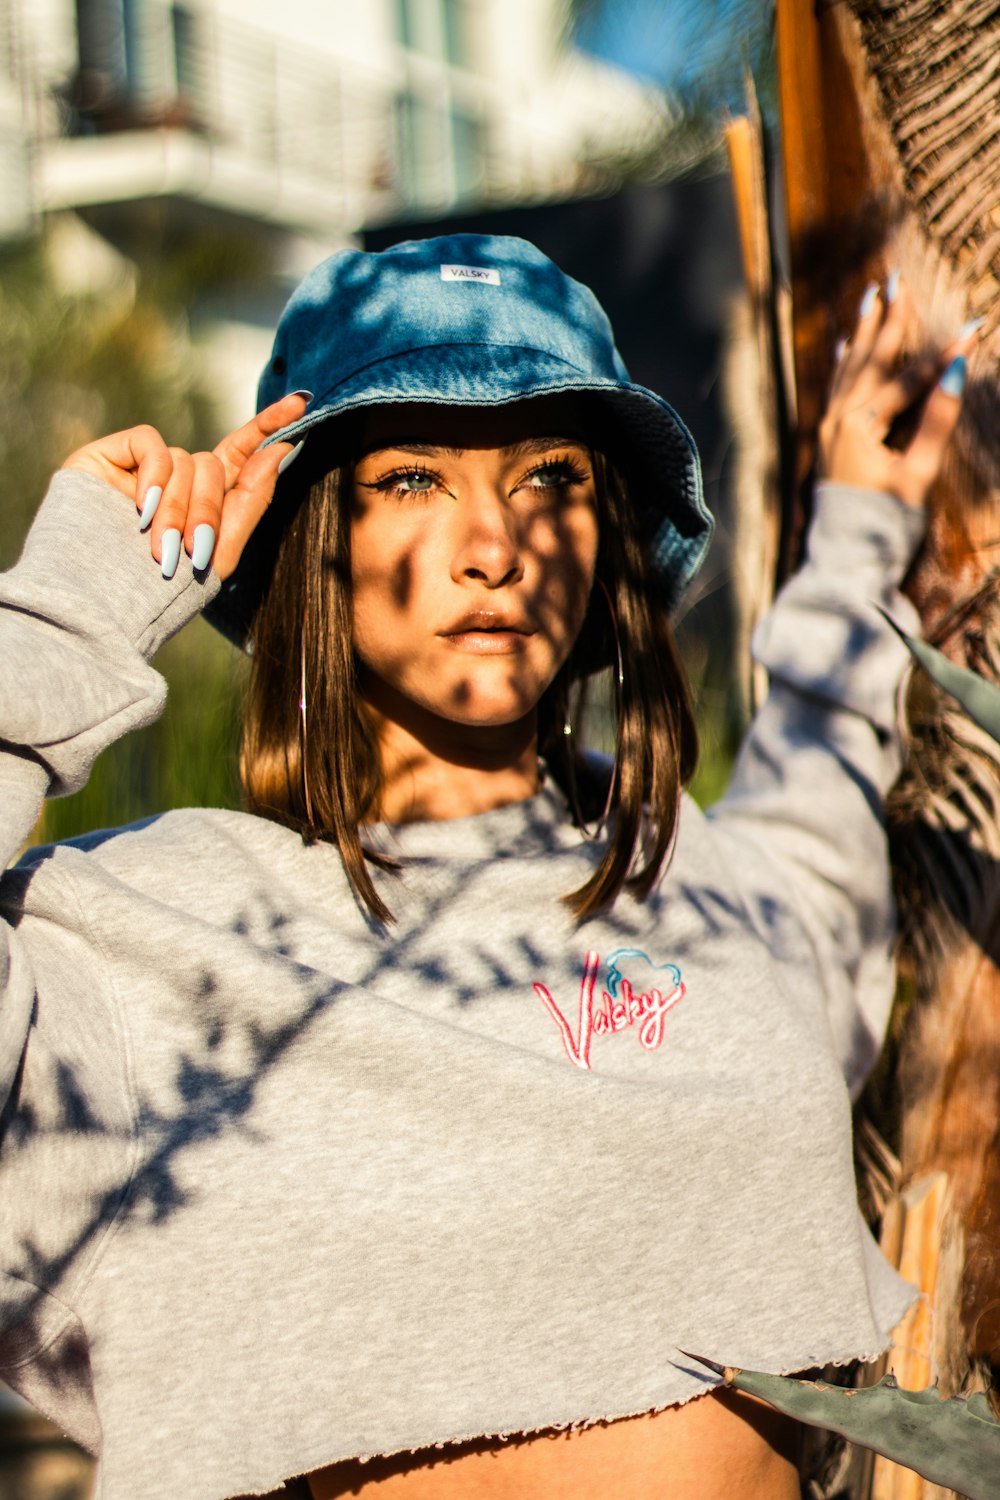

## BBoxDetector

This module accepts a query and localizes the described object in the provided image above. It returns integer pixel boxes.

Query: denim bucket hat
[207,233,712,646]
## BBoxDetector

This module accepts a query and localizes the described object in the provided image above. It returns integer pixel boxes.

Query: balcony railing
[62,2,399,217]
[7,0,584,235]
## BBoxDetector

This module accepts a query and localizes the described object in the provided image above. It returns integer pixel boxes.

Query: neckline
[361,779,578,861]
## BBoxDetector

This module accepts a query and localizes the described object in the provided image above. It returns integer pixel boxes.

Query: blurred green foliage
[37,624,246,846]
[0,223,245,848]
[679,622,740,809]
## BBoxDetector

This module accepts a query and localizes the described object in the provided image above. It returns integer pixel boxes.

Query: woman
[0,234,970,1499]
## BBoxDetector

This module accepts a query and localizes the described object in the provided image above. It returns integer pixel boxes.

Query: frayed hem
[260,1330,914,1491]
[344,1383,737,1468]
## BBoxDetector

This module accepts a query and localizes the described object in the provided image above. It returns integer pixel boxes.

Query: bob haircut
[240,439,698,926]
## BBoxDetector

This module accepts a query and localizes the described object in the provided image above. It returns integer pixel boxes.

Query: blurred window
[393,0,415,50]
[395,0,474,67]
[76,0,124,81]
[442,0,473,67]
[395,87,448,204]
[75,0,126,99]
[121,0,143,93]
[394,0,437,58]
[171,6,197,105]
[450,103,484,199]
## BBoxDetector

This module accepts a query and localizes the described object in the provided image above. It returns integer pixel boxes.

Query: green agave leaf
[685,1355,1000,1499]
[879,607,1000,744]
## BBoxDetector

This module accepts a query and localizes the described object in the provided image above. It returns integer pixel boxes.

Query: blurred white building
[0,0,665,417]
[5,0,662,239]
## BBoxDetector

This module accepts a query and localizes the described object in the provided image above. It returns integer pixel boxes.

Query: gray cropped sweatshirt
[0,471,925,1499]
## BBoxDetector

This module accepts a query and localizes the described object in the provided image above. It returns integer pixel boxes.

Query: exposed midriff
[304,1389,800,1500]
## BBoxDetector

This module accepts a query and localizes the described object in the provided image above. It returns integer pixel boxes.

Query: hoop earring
[563,578,624,839]
[299,628,315,826]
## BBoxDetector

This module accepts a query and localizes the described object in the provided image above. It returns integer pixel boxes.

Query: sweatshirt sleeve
[0,469,220,1110]
[706,480,926,1098]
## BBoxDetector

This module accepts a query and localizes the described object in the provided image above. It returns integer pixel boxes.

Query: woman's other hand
[818,275,976,507]
[61,392,310,580]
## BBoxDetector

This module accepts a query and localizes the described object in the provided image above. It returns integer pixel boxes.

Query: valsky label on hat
[439,263,502,285]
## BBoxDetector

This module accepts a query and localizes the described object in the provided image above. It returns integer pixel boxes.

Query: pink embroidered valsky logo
[534,948,685,1069]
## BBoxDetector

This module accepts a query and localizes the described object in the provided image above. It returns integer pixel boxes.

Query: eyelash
[522,455,590,489]
[364,463,438,502]
[361,455,590,503]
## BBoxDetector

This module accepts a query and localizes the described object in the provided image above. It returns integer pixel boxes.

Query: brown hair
[240,449,698,925]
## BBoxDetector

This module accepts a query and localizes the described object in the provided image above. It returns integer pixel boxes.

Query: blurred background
[0,1,772,1493]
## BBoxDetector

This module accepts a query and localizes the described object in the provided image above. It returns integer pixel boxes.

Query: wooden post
[775,0,885,561]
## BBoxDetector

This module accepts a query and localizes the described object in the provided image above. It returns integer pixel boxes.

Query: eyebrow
[359,435,588,460]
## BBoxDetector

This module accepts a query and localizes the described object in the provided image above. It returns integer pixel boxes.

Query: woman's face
[350,398,599,736]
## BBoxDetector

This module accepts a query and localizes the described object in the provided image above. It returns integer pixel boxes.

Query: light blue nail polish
[939,355,967,398]
[278,438,305,475]
[160,528,182,580]
[960,317,985,338]
[291,389,313,401]
[886,269,901,304]
[191,523,216,572]
[138,486,162,530]
[859,282,880,319]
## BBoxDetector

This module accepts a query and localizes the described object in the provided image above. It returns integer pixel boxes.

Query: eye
[392,469,435,493]
[359,465,442,501]
[520,456,590,491]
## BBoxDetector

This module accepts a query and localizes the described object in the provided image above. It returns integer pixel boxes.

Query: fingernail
[291,389,313,402]
[859,282,880,318]
[834,336,848,362]
[886,269,901,304]
[938,355,967,398]
[191,523,216,572]
[960,317,985,339]
[160,528,182,580]
[138,486,162,530]
[277,438,305,475]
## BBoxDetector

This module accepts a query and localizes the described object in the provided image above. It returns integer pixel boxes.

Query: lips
[439,608,536,655]
[440,609,534,637]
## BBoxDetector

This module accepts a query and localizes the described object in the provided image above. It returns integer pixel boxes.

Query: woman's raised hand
[61,392,310,580]
[819,275,975,508]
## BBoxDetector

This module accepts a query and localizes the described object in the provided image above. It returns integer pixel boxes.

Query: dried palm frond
[848,0,1000,331]
[881,588,1000,1388]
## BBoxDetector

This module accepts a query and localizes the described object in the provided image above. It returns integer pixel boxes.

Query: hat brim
[206,345,711,648]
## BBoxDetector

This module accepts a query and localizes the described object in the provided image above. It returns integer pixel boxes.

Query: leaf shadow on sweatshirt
[0,788,619,1444]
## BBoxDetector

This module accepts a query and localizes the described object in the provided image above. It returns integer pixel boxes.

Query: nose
[449,483,524,589]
